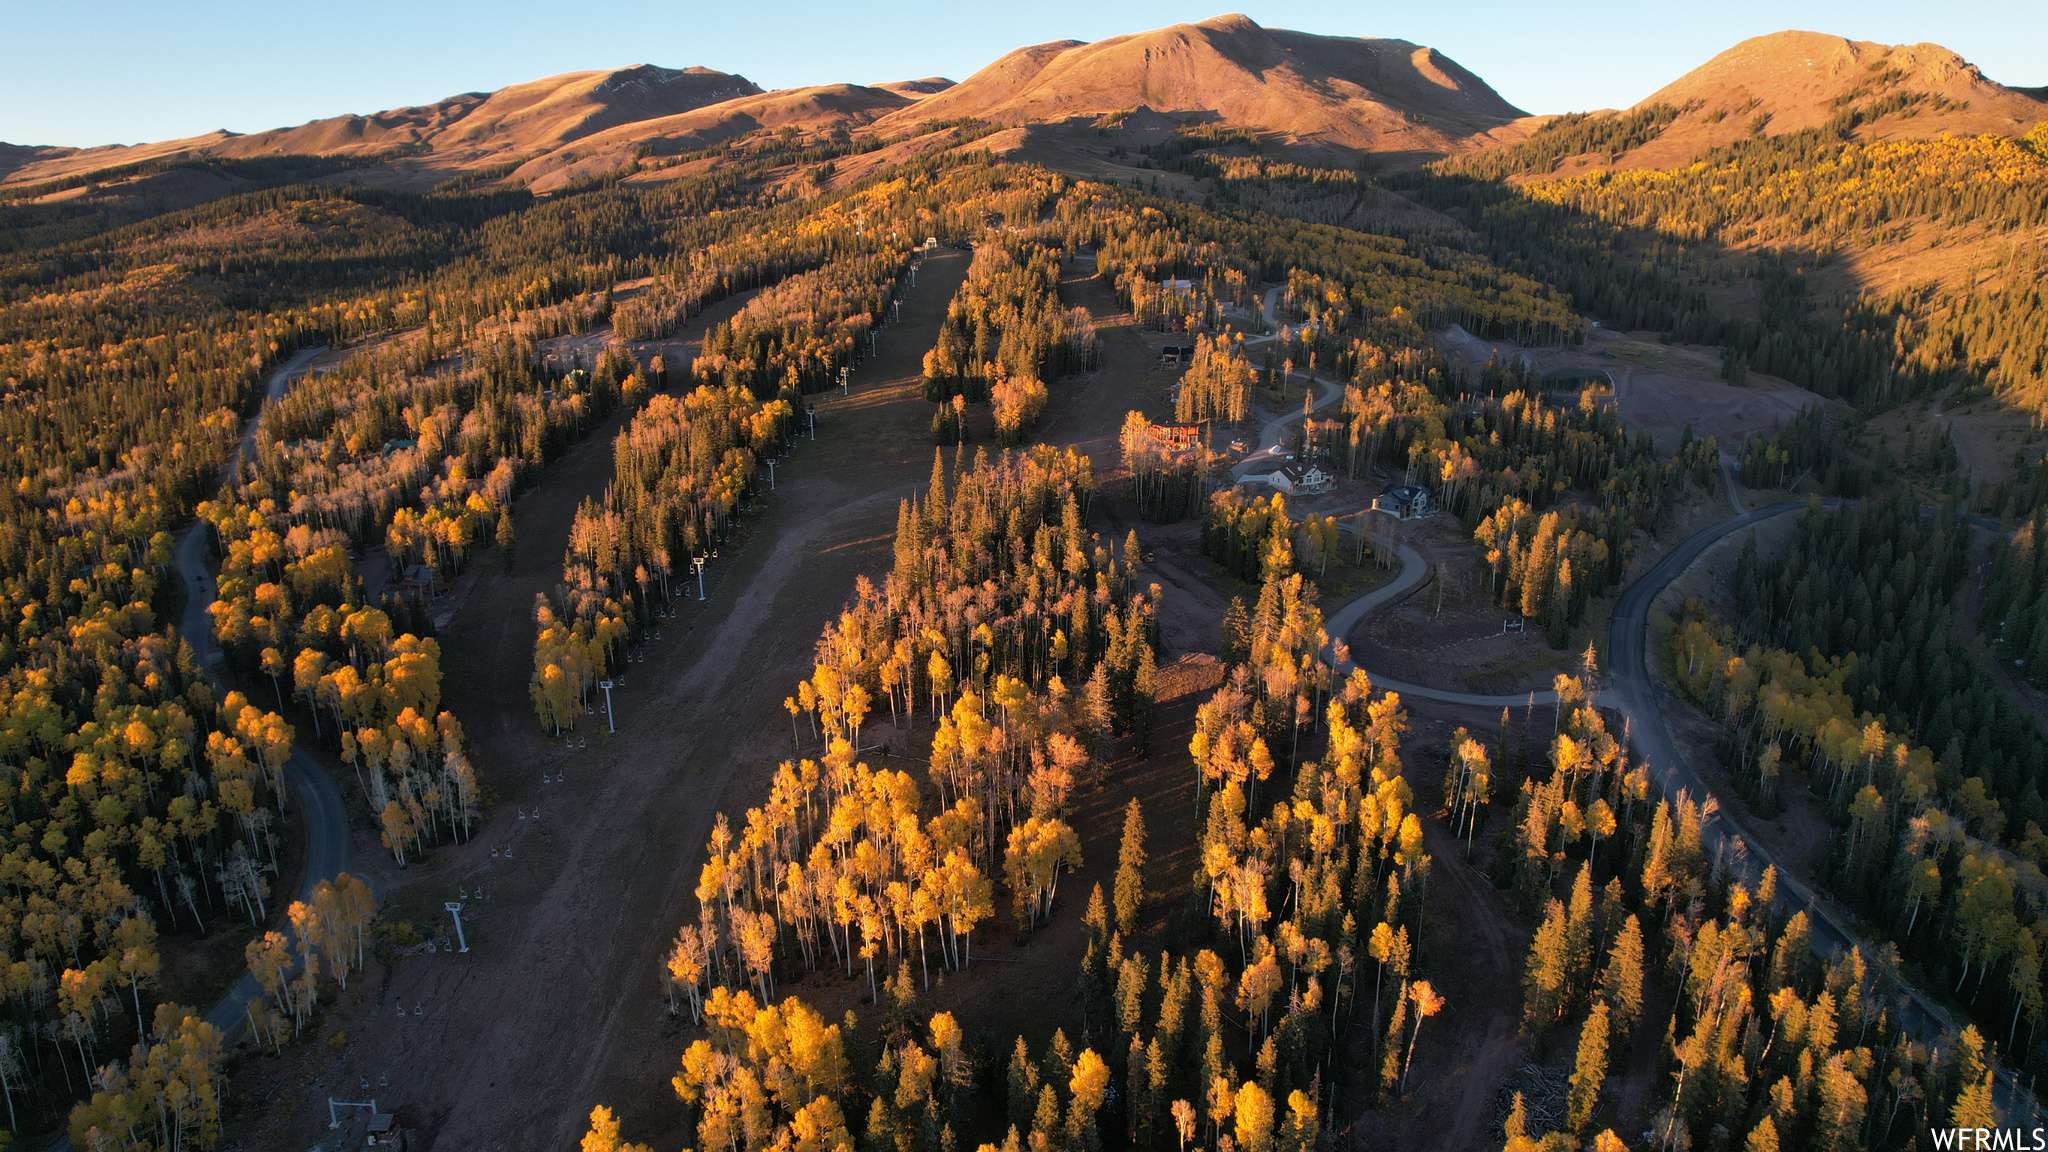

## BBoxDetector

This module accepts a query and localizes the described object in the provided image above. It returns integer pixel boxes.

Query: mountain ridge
[6,20,2043,193]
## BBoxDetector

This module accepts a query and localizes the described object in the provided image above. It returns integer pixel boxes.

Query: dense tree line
[594,440,1465,1152]
[1660,498,2048,1064]
[693,245,910,397]
[533,383,795,732]
[1078,185,1583,348]
[1730,499,2047,833]
[0,127,986,1146]
[658,443,1154,1015]
[204,316,652,857]
[1173,335,1255,427]
[1120,595,1444,1139]
[1496,676,1997,1149]
[1667,608,2048,1052]
[1200,491,1346,586]
[1986,509,2048,688]
[1437,104,1688,182]
[922,236,1094,446]
[609,189,914,341]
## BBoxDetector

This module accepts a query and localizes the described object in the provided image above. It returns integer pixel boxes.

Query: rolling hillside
[511,82,914,191]
[1,64,762,189]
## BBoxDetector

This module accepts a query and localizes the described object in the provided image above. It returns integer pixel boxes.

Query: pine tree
[1223,597,1252,663]
[1951,1063,1999,1132]
[1503,1092,1529,1145]
[1813,1052,1867,1152]
[1523,899,1569,1030]
[1599,914,1645,1041]
[1566,1002,1610,1133]
[1083,665,1114,751]
[1379,984,1409,1096]
[1114,800,1147,935]
[1132,646,1158,753]
[1564,862,1595,1002]
[1116,952,1150,1037]
[1640,800,1674,909]
[1008,1037,1041,1130]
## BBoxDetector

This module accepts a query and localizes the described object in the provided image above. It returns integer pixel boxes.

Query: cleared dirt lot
[1346,511,1579,696]
[1436,324,1825,453]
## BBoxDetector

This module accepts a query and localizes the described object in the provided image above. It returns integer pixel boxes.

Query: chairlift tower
[692,555,708,601]
[444,901,469,953]
[598,679,615,734]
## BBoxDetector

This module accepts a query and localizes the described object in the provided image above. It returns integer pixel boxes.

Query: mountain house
[1372,484,1434,519]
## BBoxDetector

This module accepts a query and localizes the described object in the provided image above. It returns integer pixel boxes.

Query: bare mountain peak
[1443,28,2048,177]
[874,15,1521,155]
[1644,29,2038,119]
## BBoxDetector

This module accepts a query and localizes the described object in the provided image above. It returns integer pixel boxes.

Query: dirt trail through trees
[233,252,972,1150]
[1416,820,1521,1151]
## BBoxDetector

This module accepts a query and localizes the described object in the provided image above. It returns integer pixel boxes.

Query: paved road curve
[1325,541,1561,711]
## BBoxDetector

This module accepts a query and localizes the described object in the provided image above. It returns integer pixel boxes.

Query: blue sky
[6,0,2043,147]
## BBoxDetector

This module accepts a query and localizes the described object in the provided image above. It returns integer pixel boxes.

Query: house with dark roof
[1372,484,1434,519]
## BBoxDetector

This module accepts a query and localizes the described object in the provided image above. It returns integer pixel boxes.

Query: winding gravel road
[1245,283,2010,1069]
[176,349,353,1039]
[1229,286,1346,482]
[1326,487,2039,1107]
[43,349,352,1152]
